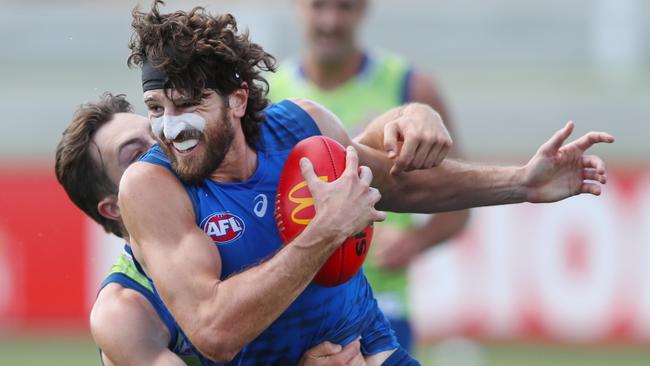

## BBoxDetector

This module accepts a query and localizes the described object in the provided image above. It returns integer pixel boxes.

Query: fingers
[338,339,362,362]
[580,182,602,196]
[350,352,366,366]
[367,187,381,205]
[583,168,607,184]
[570,131,616,152]
[306,341,342,358]
[346,341,367,366]
[300,157,322,188]
[540,121,574,154]
[582,155,606,175]
[409,144,426,170]
[359,165,373,186]
[344,146,360,177]
[383,122,400,159]
[426,145,449,168]
[373,209,386,222]
[391,135,418,175]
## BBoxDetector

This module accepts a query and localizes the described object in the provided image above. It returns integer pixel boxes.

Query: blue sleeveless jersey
[139,100,398,365]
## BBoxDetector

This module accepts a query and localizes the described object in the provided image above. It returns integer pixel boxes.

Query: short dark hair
[127,0,277,148]
[55,93,133,238]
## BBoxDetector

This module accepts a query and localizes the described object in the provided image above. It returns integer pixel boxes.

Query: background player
[268,0,469,350]
[55,93,369,366]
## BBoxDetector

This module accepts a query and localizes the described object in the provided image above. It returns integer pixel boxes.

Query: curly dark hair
[55,93,133,238]
[128,0,276,148]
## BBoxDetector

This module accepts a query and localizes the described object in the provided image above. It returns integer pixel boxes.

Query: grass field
[0,335,648,366]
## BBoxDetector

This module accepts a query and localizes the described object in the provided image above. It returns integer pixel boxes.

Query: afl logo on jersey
[201,212,245,244]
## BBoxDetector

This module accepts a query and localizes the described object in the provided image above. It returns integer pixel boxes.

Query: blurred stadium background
[0,0,648,365]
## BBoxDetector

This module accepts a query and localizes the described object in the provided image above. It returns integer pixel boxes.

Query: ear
[228,82,249,119]
[97,195,121,222]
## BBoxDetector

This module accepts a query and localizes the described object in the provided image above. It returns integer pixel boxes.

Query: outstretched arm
[118,153,383,362]
[295,99,614,213]
[382,121,612,212]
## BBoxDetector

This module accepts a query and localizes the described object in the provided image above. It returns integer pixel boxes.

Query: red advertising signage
[1,165,650,343]
[0,165,88,329]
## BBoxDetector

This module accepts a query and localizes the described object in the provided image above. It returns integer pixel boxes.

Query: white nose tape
[151,113,207,140]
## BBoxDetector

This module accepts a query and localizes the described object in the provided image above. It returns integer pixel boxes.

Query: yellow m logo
[288,176,328,225]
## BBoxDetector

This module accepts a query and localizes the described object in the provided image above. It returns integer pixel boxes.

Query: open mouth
[170,130,202,153]
[173,139,199,152]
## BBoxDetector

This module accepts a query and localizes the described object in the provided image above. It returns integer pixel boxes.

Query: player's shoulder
[119,160,180,200]
[90,283,157,339]
[287,98,326,117]
[370,51,442,105]
[408,69,438,93]
[258,99,323,151]
[288,98,349,146]
[288,98,335,129]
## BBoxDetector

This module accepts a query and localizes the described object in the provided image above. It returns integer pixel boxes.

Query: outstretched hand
[523,121,615,203]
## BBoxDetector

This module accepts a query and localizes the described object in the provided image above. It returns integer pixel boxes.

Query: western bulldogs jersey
[139,100,398,365]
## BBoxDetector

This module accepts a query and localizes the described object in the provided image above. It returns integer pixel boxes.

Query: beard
[160,110,235,184]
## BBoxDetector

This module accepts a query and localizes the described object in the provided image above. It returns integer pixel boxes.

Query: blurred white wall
[1,0,648,162]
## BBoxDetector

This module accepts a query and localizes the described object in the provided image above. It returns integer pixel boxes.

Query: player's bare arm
[90,283,185,366]
[295,98,614,213]
[118,151,383,362]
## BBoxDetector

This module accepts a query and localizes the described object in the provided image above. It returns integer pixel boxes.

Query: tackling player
[55,93,368,366]
[118,2,613,365]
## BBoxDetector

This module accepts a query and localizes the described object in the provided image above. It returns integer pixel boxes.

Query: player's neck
[209,130,258,183]
[303,50,364,91]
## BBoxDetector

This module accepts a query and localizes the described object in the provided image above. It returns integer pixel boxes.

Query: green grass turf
[417,342,650,366]
[0,334,98,366]
[0,335,648,366]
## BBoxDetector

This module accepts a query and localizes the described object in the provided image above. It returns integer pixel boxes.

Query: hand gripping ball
[275,136,373,287]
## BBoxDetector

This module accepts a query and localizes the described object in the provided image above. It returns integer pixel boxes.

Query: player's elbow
[203,346,239,364]
[191,326,242,363]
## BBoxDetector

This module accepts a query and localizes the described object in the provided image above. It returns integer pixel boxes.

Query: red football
[275,136,373,287]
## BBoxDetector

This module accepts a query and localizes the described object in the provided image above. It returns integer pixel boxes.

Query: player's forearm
[379,159,528,213]
[192,222,344,362]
